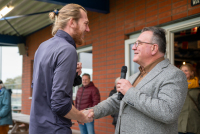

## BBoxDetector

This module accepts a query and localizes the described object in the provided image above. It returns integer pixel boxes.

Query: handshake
[78,109,94,125]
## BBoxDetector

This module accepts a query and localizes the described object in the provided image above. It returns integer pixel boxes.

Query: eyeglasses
[133,41,155,48]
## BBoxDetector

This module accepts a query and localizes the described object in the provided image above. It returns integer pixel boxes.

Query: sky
[1,46,22,82]
[0,48,91,82]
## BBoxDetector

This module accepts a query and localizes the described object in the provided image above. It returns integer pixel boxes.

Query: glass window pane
[130,44,139,75]
[73,51,93,97]
[79,52,93,80]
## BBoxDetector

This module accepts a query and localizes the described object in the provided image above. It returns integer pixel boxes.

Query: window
[73,46,93,99]
[125,16,200,77]
[129,43,140,75]
[125,36,139,77]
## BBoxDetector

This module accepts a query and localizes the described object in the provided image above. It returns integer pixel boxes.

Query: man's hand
[82,109,94,118]
[78,109,94,124]
[76,62,82,75]
[116,79,132,95]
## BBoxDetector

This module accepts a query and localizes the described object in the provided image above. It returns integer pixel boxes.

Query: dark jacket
[30,30,77,134]
[109,86,119,126]
[0,88,12,126]
[75,82,100,110]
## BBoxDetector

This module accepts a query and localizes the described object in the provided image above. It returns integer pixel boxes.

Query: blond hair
[49,4,87,36]
[180,63,197,79]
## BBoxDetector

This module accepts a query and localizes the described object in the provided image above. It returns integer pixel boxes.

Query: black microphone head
[121,66,127,73]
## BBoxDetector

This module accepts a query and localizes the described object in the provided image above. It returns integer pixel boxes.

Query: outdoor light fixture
[0,5,14,19]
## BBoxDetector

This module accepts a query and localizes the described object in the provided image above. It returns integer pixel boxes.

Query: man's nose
[132,43,136,50]
[86,26,90,32]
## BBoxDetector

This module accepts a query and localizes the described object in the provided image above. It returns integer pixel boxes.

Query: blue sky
[2,47,22,82]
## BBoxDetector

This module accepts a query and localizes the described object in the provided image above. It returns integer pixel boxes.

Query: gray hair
[142,26,166,54]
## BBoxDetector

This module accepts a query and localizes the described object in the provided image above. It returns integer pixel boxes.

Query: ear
[151,44,159,55]
[68,18,77,28]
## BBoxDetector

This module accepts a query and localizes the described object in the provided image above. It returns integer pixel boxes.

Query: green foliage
[4,76,22,89]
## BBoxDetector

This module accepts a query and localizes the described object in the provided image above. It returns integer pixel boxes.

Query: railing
[4,84,21,89]
[11,88,22,113]
[3,85,22,113]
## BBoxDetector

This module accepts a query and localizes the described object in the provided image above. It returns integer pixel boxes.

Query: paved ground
[72,129,81,134]
[8,127,80,134]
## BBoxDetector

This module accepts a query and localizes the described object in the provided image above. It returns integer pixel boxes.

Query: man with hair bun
[29,3,92,134]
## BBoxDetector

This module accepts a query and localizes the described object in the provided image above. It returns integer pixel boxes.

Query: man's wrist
[78,111,85,123]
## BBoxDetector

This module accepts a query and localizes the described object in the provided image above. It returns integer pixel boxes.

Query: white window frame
[125,37,137,78]
[163,17,200,65]
[73,46,93,100]
[125,16,200,78]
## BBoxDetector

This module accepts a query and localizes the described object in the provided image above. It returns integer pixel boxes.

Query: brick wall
[22,0,200,133]
[22,26,53,114]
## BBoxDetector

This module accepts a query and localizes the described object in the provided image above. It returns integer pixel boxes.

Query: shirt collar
[139,57,165,74]
[55,30,76,49]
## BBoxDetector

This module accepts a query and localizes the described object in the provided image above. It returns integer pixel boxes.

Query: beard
[72,26,84,45]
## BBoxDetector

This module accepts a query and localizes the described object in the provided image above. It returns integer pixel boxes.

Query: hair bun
[53,10,59,15]
[49,12,55,21]
[49,10,59,21]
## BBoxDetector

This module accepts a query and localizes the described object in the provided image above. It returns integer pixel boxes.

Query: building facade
[22,0,200,133]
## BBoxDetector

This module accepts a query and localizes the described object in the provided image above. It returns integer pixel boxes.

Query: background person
[180,63,199,89]
[108,77,120,128]
[75,73,100,134]
[0,80,12,134]
[84,26,188,134]
[178,63,200,134]
[29,4,92,134]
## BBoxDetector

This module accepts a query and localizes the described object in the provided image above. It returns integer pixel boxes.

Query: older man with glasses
[84,26,188,134]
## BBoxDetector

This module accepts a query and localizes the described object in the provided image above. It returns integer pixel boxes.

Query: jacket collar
[83,82,94,88]
[0,87,6,95]
[129,59,170,90]
[55,30,76,49]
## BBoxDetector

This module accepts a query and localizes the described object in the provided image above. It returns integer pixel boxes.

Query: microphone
[117,66,127,100]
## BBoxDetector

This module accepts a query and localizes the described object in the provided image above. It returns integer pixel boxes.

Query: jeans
[78,120,95,134]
